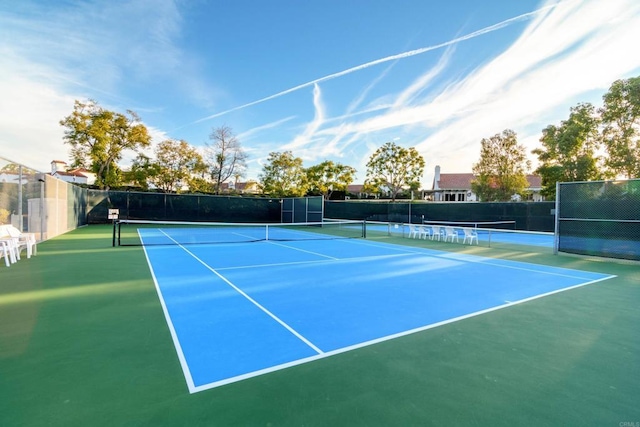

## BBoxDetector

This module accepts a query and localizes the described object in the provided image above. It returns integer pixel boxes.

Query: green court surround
[1,225,638,426]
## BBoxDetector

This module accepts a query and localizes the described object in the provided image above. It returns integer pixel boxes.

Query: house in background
[429,165,544,202]
[346,184,374,199]
[215,180,261,194]
[224,180,261,194]
[50,160,96,185]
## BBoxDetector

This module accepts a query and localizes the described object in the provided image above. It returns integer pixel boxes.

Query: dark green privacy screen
[556,179,640,261]
[325,201,555,231]
[88,191,283,223]
[281,196,323,223]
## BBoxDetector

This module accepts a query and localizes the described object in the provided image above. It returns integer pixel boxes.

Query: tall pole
[408,190,413,223]
[17,165,23,231]
[39,176,45,242]
[554,181,560,255]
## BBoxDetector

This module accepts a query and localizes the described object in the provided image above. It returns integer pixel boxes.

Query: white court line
[216,252,412,271]
[212,235,611,282]
[267,240,339,260]
[144,228,616,393]
[335,237,617,281]
[190,274,616,393]
[157,229,324,356]
[164,227,614,281]
[139,230,197,393]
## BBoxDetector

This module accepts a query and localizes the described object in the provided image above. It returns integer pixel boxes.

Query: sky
[1,0,640,188]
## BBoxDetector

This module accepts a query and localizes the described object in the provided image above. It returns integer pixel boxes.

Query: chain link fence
[556,179,640,261]
[86,190,283,223]
[325,200,555,231]
[0,156,87,241]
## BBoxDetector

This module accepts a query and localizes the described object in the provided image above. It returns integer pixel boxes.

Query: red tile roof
[436,173,475,190]
[52,170,87,177]
[526,174,542,187]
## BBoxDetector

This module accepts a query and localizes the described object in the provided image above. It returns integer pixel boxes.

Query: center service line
[159,230,325,355]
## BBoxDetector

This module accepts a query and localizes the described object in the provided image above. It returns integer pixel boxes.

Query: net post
[363,220,367,238]
[112,220,116,247]
[553,181,560,255]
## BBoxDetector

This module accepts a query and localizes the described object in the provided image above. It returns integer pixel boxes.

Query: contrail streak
[190,2,559,125]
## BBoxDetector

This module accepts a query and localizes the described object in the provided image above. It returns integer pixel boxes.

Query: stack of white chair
[0,225,37,267]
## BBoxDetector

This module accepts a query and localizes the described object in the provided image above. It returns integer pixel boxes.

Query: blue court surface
[140,230,614,393]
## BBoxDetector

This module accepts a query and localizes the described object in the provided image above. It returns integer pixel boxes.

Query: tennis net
[114,219,366,246]
[421,219,517,230]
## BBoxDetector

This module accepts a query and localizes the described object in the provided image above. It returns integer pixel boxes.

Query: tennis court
[2,223,639,426]
[138,222,613,392]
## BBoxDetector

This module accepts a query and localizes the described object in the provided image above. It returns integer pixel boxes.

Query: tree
[126,153,161,191]
[205,126,248,194]
[532,103,604,199]
[150,139,204,193]
[60,99,151,189]
[364,142,425,201]
[0,163,37,175]
[306,160,356,200]
[472,129,530,201]
[259,151,307,197]
[600,76,640,179]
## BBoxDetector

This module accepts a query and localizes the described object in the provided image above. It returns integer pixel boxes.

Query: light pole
[38,176,45,242]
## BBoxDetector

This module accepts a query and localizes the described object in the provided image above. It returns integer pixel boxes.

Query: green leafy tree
[600,76,640,178]
[0,163,38,175]
[205,126,248,194]
[532,103,604,199]
[126,154,161,191]
[151,139,204,193]
[259,151,307,197]
[185,174,214,194]
[60,99,151,189]
[364,142,425,201]
[472,129,530,201]
[306,160,356,199]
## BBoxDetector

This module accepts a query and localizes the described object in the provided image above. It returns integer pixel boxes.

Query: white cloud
[412,0,640,182]
[2,0,639,190]
[282,84,326,157]
[190,2,556,124]
[277,0,640,186]
[0,0,215,171]
[0,51,75,171]
[238,116,297,142]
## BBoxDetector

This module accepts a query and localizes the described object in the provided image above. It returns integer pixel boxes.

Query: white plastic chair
[462,227,478,245]
[430,225,442,241]
[408,224,420,238]
[444,226,459,243]
[0,238,18,266]
[1,240,11,266]
[5,225,37,258]
[418,225,431,239]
